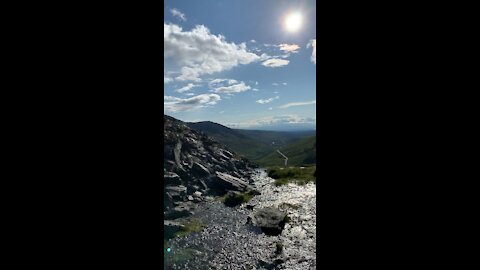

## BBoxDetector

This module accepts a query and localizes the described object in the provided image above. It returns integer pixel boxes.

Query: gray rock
[198,179,208,191]
[164,172,181,186]
[165,185,187,200]
[212,172,248,192]
[173,141,183,169]
[164,202,195,219]
[192,162,211,176]
[253,207,287,236]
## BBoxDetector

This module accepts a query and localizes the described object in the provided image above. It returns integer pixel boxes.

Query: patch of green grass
[174,219,205,238]
[223,192,253,207]
[220,189,260,207]
[164,248,203,267]
[267,166,316,186]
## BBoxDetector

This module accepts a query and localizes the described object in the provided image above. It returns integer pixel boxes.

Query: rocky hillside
[164,115,257,220]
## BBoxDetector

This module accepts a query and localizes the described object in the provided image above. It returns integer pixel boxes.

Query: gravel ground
[164,169,316,270]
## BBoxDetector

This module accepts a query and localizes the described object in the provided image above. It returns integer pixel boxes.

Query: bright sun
[285,12,303,32]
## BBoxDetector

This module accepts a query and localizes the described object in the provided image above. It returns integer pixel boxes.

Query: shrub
[175,219,205,238]
[268,166,316,186]
[223,192,252,207]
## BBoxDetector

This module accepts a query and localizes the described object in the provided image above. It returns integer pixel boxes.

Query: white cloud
[282,82,287,85]
[175,83,199,93]
[255,81,259,85]
[278,100,316,109]
[278,44,300,53]
[250,39,256,43]
[307,39,316,64]
[256,96,280,104]
[164,76,173,84]
[164,23,261,81]
[261,58,289,68]
[226,115,316,128]
[269,107,273,110]
[252,88,259,92]
[209,78,238,87]
[273,91,279,94]
[170,8,186,21]
[164,94,221,112]
[212,81,251,94]
[185,93,195,96]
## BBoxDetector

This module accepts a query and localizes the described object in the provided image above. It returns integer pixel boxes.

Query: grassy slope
[187,121,315,162]
[256,136,316,167]
[267,166,316,186]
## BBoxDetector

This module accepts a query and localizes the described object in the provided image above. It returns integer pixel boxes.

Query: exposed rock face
[164,115,257,219]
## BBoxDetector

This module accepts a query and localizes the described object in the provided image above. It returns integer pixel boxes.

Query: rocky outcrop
[211,172,249,193]
[164,115,257,220]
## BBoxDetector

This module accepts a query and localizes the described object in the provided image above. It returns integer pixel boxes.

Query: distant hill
[255,136,316,167]
[186,121,315,163]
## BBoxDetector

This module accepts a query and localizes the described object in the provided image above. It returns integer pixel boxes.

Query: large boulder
[253,207,287,236]
[211,172,248,192]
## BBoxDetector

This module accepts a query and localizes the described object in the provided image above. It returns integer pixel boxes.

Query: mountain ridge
[183,117,316,166]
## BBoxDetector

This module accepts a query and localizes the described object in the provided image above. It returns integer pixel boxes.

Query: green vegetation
[221,190,259,207]
[223,193,252,207]
[174,218,205,238]
[275,241,284,254]
[257,136,316,167]
[186,121,315,163]
[267,166,316,186]
[164,248,207,269]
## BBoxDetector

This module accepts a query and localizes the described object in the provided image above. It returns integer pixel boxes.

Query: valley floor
[164,169,316,270]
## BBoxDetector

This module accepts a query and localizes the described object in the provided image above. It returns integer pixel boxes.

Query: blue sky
[164,0,316,131]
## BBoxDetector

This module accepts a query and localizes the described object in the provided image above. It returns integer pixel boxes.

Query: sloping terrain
[186,121,315,163]
[164,115,257,220]
[255,136,316,167]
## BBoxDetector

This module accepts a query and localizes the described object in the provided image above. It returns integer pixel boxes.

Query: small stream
[164,169,316,270]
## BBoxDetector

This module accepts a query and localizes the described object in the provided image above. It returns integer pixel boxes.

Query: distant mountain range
[185,120,316,166]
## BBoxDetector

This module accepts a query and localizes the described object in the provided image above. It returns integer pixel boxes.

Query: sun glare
[285,12,302,32]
